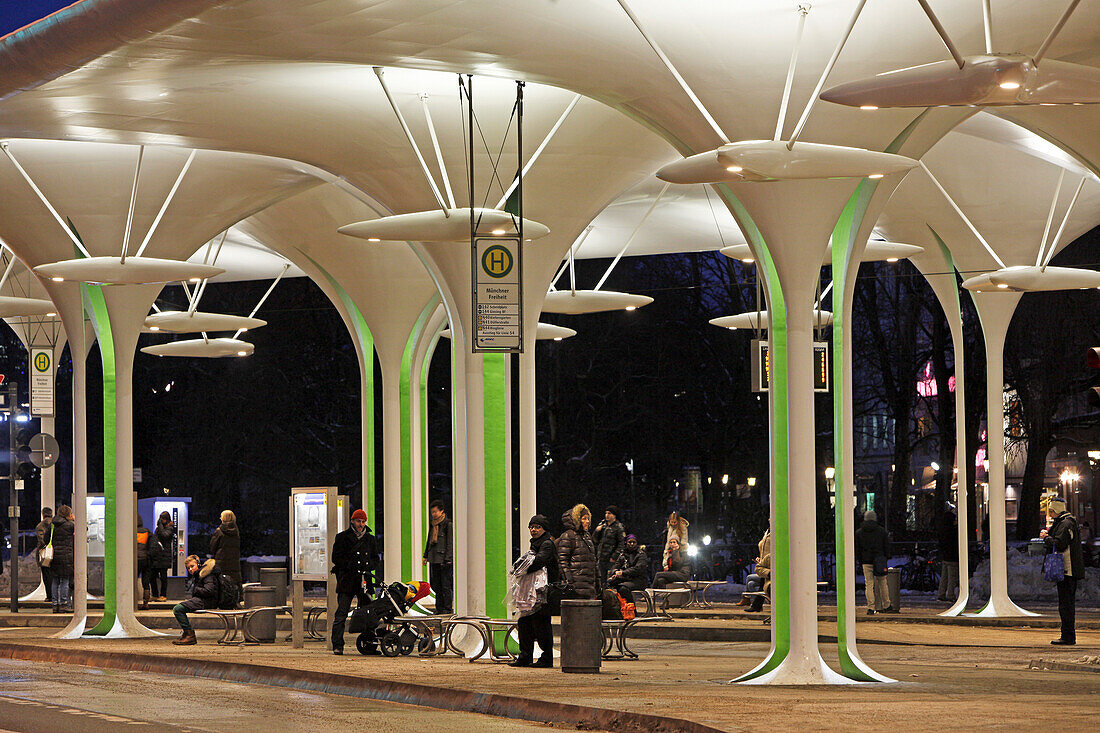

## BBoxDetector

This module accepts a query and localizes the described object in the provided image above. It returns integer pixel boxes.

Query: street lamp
[747,476,756,487]
[825,466,836,508]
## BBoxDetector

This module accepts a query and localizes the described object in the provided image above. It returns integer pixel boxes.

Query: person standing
[422,499,453,614]
[136,517,152,610]
[49,505,75,613]
[171,555,218,646]
[35,507,54,605]
[662,512,689,568]
[209,510,242,604]
[148,511,175,601]
[856,510,891,615]
[556,504,598,598]
[936,508,960,603]
[593,506,625,589]
[330,509,379,655]
[1041,497,1083,645]
[510,514,559,668]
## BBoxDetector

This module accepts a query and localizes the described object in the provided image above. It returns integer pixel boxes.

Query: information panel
[751,339,830,393]
[29,347,55,417]
[86,494,106,559]
[290,487,336,581]
[472,237,523,352]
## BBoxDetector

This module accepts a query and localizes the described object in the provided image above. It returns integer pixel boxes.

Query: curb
[0,642,726,733]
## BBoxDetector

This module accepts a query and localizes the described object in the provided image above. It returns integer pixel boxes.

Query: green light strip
[82,282,117,636]
[296,253,377,526]
[400,297,440,581]
[482,353,508,626]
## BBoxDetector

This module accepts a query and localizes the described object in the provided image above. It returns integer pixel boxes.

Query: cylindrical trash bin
[260,567,288,607]
[243,585,277,642]
[559,599,602,674]
[886,567,901,611]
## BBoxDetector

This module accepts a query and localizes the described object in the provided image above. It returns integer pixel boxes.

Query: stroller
[347,581,431,656]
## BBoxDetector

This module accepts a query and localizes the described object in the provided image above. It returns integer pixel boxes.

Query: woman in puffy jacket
[556,504,598,598]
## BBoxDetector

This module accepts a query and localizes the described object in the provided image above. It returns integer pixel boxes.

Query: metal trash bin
[559,599,601,673]
[243,585,277,642]
[886,567,901,611]
[259,567,288,607]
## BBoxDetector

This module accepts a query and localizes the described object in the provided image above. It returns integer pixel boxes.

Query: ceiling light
[868,173,884,179]
[367,238,381,242]
[149,326,160,332]
[50,277,64,282]
[45,312,56,317]
[886,257,899,263]
[996,283,1009,289]
[741,257,754,264]
[188,277,201,282]
[999,81,1021,90]
[725,165,743,172]
[553,337,562,341]
[625,306,637,311]
[491,228,506,235]
[860,105,879,110]
[237,351,248,356]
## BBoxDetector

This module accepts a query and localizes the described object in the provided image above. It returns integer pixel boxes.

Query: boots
[736,595,751,607]
[173,629,197,645]
[141,589,151,611]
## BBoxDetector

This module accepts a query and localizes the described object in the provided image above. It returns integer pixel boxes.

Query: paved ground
[0,609,1097,732]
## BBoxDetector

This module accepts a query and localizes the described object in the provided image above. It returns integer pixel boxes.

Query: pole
[8,382,19,612]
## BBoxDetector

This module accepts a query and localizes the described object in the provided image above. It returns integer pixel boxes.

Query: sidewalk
[0,611,1096,732]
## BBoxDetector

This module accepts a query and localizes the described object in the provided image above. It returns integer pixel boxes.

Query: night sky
[0,1,73,37]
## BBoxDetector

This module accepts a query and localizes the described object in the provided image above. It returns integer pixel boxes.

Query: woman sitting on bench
[652,537,691,588]
[739,527,771,613]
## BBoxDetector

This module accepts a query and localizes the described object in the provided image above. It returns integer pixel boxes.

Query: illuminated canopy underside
[144,310,267,333]
[709,310,834,330]
[34,256,225,285]
[140,337,254,358]
[541,289,654,314]
[337,208,550,242]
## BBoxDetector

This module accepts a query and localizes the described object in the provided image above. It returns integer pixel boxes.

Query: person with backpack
[136,517,153,610]
[148,511,175,601]
[606,534,648,602]
[171,554,220,645]
[49,505,76,614]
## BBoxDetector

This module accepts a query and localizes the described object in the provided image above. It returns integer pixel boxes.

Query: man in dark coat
[511,514,559,668]
[172,555,219,645]
[330,509,379,655]
[936,508,960,602]
[35,507,54,604]
[1042,497,1084,645]
[556,505,598,598]
[607,534,648,599]
[209,510,242,602]
[855,510,891,614]
[593,505,626,589]
[422,499,453,614]
[49,506,76,613]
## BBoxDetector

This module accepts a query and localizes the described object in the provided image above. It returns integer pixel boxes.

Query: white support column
[410,306,447,581]
[380,361,403,582]
[449,337,470,615]
[971,293,1037,617]
[518,335,538,528]
[462,348,487,616]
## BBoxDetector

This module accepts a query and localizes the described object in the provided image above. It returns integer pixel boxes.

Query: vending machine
[138,496,191,576]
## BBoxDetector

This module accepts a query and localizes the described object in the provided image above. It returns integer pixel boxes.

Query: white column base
[970,595,1040,618]
[53,616,88,640]
[18,580,47,602]
[738,652,856,686]
[96,616,168,638]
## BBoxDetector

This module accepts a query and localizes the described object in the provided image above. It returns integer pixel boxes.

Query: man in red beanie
[330,508,379,655]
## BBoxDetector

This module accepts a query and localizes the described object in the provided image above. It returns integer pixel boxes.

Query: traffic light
[1088,347,1100,408]
[14,423,38,480]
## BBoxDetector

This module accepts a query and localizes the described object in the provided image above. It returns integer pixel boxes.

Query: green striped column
[82,283,117,636]
[482,352,510,646]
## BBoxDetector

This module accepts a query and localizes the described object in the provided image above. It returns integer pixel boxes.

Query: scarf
[429,514,445,545]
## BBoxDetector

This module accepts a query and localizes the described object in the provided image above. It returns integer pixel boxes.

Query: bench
[684,580,727,607]
[643,587,692,617]
[282,605,327,642]
[195,606,285,645]
[600,615,671,659]
[390,613,455,657]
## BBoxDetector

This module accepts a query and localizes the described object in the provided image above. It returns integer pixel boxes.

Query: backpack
[215,570,239,609]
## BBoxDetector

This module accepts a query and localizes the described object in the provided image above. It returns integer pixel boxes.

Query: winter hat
[864,510,877,523]
[605,505,620,519]
[625,534,638,543]
[1048,497,1067,514]
[351,509,368,522]
[528,514,551,531]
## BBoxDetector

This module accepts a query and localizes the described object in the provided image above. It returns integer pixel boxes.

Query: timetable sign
[472,237,523,353]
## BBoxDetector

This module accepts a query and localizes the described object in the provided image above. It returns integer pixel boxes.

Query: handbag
[39,525,54,567]
[1042,552,1065,583]
[617,594,636,621]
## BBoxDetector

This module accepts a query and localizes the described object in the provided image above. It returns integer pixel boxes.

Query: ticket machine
[138,496,190,576]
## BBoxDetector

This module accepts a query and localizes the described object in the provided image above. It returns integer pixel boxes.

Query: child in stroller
[348,581,431,656]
